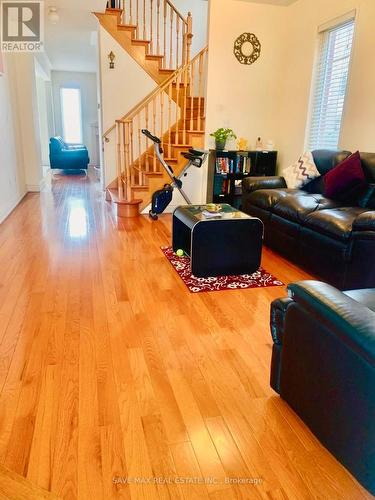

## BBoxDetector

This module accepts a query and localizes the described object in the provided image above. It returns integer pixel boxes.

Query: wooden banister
[107,0,191,71]
[110,47,207,203]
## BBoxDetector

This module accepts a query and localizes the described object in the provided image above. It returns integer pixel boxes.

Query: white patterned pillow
[283,151,320,189]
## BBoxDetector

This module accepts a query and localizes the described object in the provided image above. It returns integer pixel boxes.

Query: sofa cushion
[301,175,325,194]
[344,289,375,313]
[358,184,375,209]
[272,193,343,224]
[304,207,369,241]
[247,188,297,211]
[312,150,351,176]
[324,151,366,202]
[360,153,375,183]
[301,151,351,195]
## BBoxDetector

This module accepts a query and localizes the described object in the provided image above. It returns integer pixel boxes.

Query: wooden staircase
[96,0,207,217]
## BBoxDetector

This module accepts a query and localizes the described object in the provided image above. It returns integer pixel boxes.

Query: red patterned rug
[161,246,284,293]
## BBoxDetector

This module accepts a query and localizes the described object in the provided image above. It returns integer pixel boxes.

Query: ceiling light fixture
[48,7,59,24]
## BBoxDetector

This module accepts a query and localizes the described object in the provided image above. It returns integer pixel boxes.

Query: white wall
[0,55,27,223]
[51,70,99,166]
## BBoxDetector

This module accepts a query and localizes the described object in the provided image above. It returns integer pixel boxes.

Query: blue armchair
[49,136,90,170]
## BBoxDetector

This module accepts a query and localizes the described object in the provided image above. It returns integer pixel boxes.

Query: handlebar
[142,129,161,144]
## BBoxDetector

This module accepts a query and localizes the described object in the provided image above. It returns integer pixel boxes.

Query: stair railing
[114,46,208,200]
[107,0,192,70]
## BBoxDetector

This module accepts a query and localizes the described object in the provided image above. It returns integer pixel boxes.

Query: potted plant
[210,128,237,151]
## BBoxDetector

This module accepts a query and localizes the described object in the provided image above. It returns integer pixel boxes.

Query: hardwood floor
[0,171,371,500]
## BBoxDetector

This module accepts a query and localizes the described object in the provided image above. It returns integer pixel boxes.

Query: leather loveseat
[242,150,375,290]
[270,280,375,495]
[49,136,90,171]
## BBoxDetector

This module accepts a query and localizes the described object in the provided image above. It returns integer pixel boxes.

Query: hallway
[0,174,370,500]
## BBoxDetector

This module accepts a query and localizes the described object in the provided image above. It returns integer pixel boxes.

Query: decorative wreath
[234,33,261,65]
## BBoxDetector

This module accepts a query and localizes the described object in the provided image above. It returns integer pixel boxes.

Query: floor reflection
[68,198,88,239]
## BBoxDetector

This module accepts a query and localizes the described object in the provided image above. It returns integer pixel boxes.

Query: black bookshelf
[206,149,277,209]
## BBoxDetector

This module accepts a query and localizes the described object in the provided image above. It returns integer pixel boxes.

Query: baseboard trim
[0,191,28,225]
[26,184,41,192]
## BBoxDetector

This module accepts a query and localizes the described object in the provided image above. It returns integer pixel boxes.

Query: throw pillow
[323,151,366,201]
[283,152,320,189]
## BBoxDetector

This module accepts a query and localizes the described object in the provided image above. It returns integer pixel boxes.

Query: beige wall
[205,0,288,150]
[204,0,375,185]
[0,55,27,223]
[13,55,43,192]
[278,0,375,170]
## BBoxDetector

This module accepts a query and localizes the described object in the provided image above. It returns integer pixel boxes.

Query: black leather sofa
[270,281,375,495]
[242,150,375,289]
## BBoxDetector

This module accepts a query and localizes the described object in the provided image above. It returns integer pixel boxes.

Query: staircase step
[131,185,148,191]
[146,54,164,60]
[106,8,122,14]
[118,24,137,32]
[131,39,151,46]
[145,171,163,178]
[159,69,175,75]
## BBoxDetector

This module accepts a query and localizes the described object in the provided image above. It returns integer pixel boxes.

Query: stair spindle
[169,8,173,69]
[176,17,180,68]
[198,51,204,131]
[143,0,146,40]
[168,82,172,157]
[175,74,180,144]
[116,122,123,199]
[157,0,161,55]
[152,96,157,172]
[123,122,130,200]
[160,91,164,153]
[137,114,142,175]
[130,119,134,169]
[190,58,195,132]
[145,105,150,171]
[182,66,187,144]
[163,0,167,69]
[150,0,154,53]
[129,0,133,24]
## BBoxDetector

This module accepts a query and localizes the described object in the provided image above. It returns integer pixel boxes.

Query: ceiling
[44,0,105,73]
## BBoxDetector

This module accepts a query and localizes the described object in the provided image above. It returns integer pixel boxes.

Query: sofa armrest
[242,176,287,194]
[353,211,375,232]
[270,297,293,345]
[288,281,375,367]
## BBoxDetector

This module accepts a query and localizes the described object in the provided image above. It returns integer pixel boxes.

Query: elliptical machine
[141,129,208,220]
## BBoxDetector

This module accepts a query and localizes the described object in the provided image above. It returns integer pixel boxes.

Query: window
[307,18,355,150]
[61,87,83,144]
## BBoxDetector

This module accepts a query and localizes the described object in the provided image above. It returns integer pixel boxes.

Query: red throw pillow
[324,151,366,201]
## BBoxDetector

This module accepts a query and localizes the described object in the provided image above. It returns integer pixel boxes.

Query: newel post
[185,12,193,66]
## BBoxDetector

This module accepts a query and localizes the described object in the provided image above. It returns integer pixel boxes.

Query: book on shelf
[215,153,251,174]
